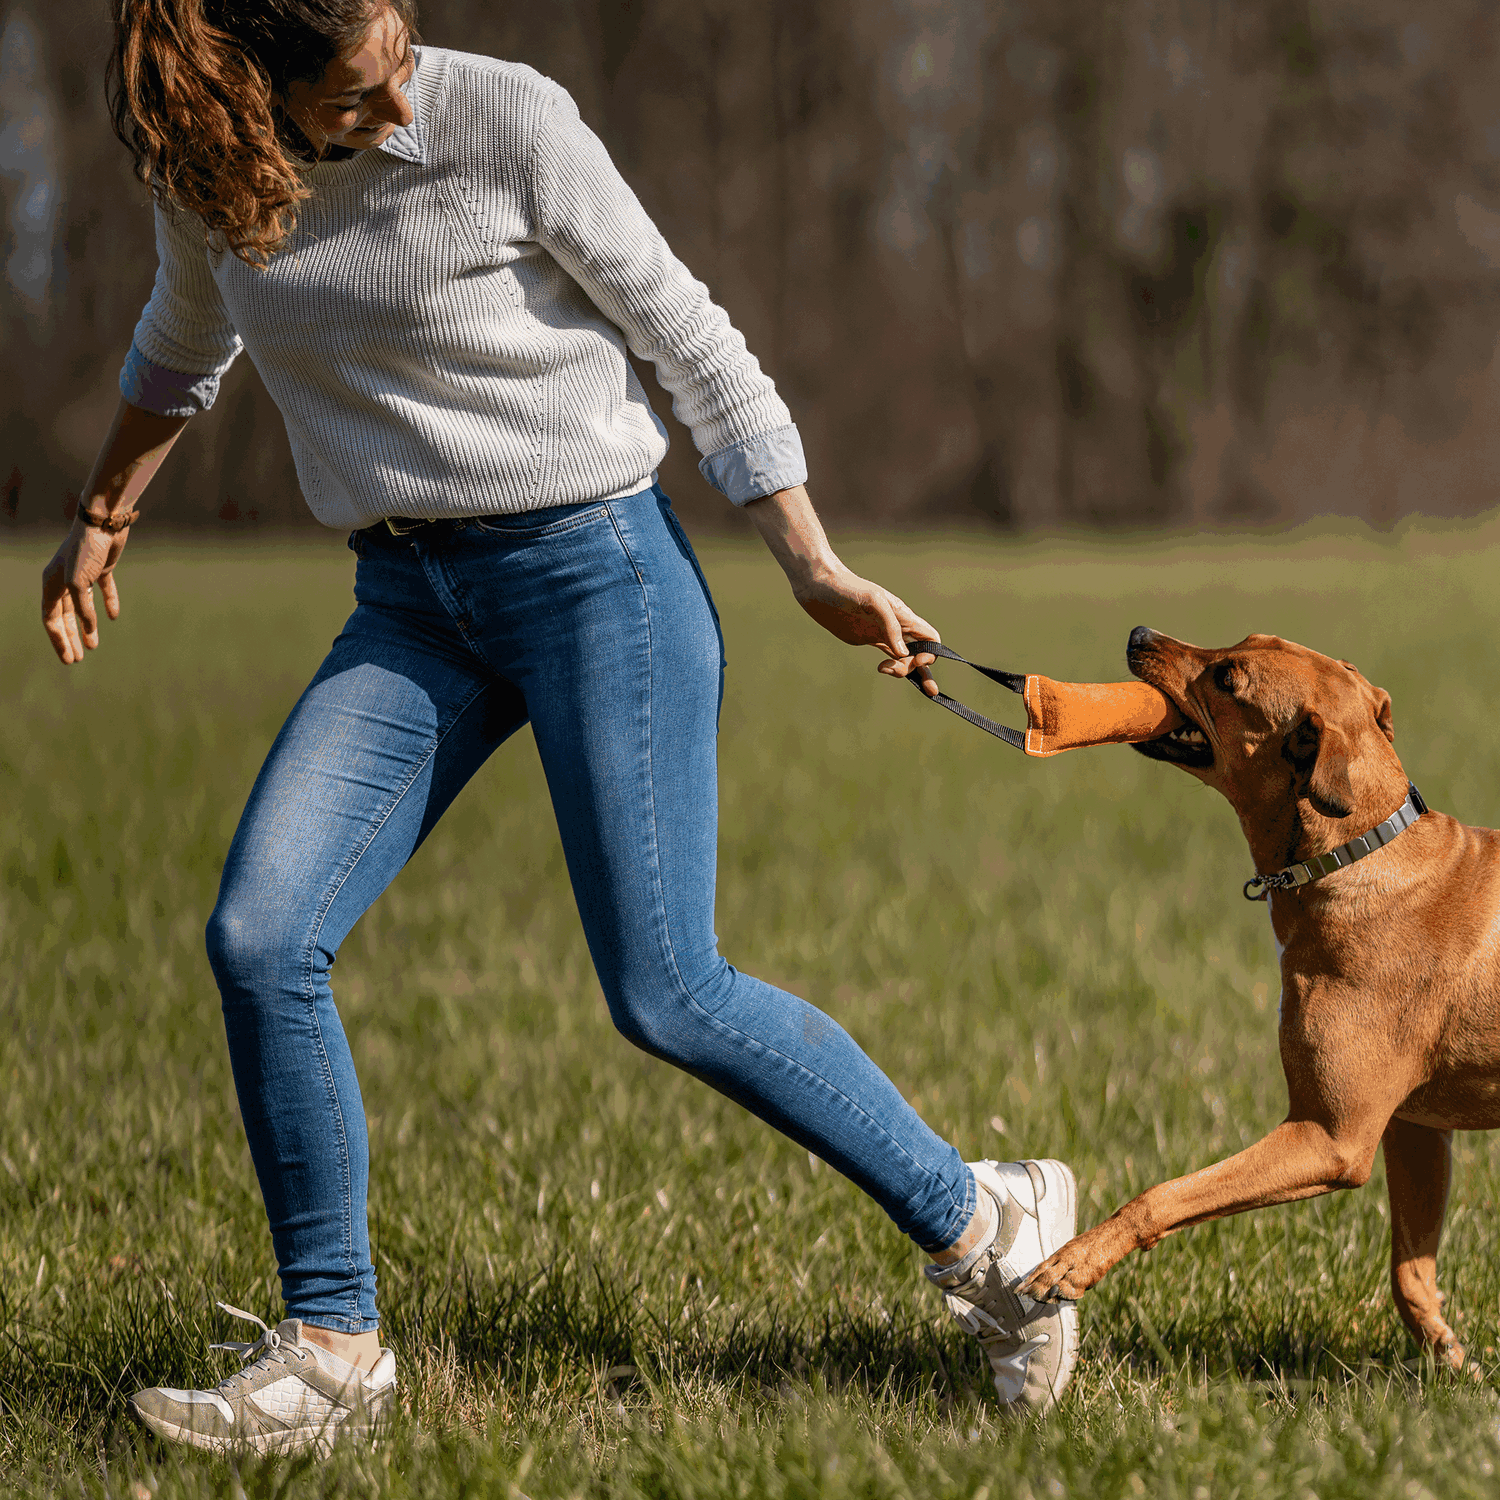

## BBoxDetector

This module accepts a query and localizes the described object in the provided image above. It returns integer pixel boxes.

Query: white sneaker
[926,1159,1080,1414]
[127,1304,396,1455]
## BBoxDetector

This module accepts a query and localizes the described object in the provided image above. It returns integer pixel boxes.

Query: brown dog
[1019,627,1500,1370]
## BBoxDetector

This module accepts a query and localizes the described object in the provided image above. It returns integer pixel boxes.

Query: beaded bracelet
[76,506,140,534]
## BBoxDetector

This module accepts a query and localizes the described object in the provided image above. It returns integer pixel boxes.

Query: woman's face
[282,7,415,154]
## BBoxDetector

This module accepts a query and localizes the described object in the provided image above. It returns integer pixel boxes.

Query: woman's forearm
[743,482,940,676]
[80,398,192,519]
[742,483,841,587]
[41,397,194,665]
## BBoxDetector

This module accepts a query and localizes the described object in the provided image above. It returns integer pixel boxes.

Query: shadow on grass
[1090,1292,1442,1402]
[0,1259,1454,1467]
[384,1256,979,1403]
[381,1256,1438,1409]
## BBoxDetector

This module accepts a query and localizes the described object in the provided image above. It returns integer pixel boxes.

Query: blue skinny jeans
[206,487,975,1331]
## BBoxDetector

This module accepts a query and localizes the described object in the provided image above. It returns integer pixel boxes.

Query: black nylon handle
[903,640,1028,751]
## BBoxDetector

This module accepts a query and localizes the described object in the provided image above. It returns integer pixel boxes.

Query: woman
[44,0,1079,1451]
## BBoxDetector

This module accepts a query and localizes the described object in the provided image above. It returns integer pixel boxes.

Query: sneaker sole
[127,1396,388,1457]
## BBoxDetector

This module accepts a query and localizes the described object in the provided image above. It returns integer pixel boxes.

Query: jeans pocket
[659,500,725,647]
[656,497,727,725]
[471,501,610,541]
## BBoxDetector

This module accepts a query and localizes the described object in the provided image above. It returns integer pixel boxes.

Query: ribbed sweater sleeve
[123,207,243,414]
[531,88,805,495]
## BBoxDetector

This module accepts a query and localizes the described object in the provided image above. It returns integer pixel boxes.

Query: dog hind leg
[1383,1116,1465,1371]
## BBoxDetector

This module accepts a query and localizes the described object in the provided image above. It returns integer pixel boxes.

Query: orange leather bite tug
[1021,678,1185,757]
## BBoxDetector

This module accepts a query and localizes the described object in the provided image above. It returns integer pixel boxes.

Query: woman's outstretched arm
[744,483,941,697]
[41,397,190,665]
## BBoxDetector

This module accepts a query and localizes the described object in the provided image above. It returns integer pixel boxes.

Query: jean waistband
[363,487,665,541]
[369,515,482,538]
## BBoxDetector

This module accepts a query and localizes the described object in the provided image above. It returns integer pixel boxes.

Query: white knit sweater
[121,45,806,527]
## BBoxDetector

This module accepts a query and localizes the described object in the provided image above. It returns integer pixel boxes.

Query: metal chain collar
[1243,782,1428,901]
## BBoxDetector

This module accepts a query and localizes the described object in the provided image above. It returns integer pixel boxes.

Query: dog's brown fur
[1019,628,1500,1369]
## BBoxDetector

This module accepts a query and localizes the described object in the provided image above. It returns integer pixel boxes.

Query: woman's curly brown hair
[108,0,417,266]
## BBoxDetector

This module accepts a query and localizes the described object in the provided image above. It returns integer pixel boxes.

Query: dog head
[1125,627,1408,870]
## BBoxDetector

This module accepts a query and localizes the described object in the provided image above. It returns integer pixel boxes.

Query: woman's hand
[788,562,942,696]
[42,517,130,665]
[743,482,942,696]
[40,399,190,665]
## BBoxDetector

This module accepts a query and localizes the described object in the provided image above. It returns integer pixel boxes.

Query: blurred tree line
[5,0,1500,532]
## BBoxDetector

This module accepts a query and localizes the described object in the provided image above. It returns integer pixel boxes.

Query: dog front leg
[1383,1117,1464,1370]
[1020,1118,1381,1301]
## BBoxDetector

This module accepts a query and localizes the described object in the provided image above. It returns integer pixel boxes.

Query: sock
[928,1180,999,1270]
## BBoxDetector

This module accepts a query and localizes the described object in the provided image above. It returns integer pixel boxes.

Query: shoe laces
[944,1286,1051,1343]
[209,1303,293,1395]
[940,1244,1050,1344]
[943,1279,1051,1399]
[946,1292,1051,1351]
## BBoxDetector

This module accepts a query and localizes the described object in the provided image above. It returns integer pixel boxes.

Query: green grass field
[6,520,1500,1497]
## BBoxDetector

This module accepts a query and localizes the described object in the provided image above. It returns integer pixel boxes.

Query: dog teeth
[1169,725,1207,746]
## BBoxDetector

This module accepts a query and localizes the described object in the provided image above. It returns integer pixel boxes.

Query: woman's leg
[433,491,974,1252]
[205,532,527,1330]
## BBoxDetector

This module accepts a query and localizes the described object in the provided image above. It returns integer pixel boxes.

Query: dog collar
[1243,782,1428,901]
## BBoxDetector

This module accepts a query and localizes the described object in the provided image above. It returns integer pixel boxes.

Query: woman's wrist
[743,478,940,659]
[76,498,141,532]
[779,547,841,592]
[743,483,841,586]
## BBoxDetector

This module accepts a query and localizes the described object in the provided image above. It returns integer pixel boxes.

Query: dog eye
[1213,662,1242,693]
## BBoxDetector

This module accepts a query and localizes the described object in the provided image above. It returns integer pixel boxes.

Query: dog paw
[1436,1335,1473,1377]
[1403,1336,1474,1380]
[1021,1237,1103,1302]
[1409,1308,1469,1369]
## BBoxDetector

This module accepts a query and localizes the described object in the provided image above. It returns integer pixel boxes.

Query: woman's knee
[600,956,731,1062]
[601,977,673,1055]
[205,893,312,998]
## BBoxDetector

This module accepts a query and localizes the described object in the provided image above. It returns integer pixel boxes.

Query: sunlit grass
[4,518,1500,1496]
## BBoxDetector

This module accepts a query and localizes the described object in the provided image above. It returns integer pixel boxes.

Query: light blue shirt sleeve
[119,342,224,417]
[698,425,808,506]
[124,202,243,415]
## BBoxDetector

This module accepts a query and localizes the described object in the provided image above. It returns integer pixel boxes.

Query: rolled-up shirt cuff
[698,424,807,505]
[119,343,222,417]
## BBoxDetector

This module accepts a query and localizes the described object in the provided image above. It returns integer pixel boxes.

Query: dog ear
[1284,711,1355,818]
[1373,689,1395,744]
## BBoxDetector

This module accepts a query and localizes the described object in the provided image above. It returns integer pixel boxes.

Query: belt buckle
[384,516,422,537]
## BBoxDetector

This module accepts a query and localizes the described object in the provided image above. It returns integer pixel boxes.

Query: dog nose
[1128,626,1160,652]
